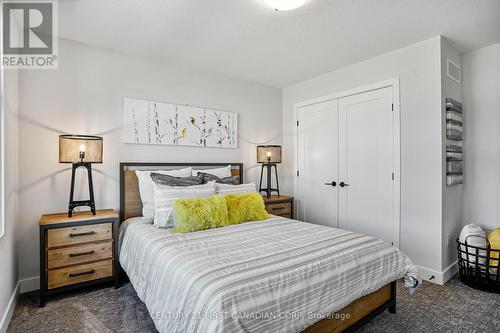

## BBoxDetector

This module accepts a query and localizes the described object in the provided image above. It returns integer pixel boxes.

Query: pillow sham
[215,182,257,195]
[136,167,192,218]
[153,181,215,228]
[172,195,229,233]
[197,172,240,185]
[224,193,269,225]
[192,165,231,178]
[151,172,203,186]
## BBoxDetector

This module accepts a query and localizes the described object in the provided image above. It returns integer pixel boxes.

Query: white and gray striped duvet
[120,216,420,333]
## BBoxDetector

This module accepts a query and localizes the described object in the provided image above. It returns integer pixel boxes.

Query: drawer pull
[69,250,95,257]
[69,269,95,278]
[69,231,95,238]
[272,207,285,211]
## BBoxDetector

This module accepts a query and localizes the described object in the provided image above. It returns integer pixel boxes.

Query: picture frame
[123,97,238,149]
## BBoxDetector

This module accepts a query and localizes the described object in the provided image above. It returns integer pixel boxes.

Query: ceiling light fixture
[264,0,307,11]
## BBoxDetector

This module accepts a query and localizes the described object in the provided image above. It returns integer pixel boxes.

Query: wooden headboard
[119,162,243,222]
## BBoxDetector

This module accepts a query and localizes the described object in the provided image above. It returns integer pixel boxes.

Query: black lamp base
[68,162,96,217]
[259,163,280,198]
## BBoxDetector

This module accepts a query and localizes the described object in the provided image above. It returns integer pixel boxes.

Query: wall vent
[447,58,461,84]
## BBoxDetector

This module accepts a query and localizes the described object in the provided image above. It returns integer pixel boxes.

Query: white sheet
[120,215,420,333]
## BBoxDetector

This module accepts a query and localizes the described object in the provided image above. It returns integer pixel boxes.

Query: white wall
[282,37,445,277]
[17,38,282,286]
[440,37,463,272]
[0,68,20,333]
[462,42,500,231]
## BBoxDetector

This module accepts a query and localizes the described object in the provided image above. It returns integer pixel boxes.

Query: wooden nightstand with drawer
[39,209,119,307]
[262,196,294,219]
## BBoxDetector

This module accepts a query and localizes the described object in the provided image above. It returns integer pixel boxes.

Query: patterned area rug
[7,275,499,333]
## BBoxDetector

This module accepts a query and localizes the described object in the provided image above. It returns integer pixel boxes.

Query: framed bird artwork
[122,97,238,148]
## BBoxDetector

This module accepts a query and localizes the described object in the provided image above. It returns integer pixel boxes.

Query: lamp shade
[59,135,103,163]
[257,145,282,163]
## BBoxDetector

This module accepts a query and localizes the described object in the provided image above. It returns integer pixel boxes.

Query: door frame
[294,77,401,248]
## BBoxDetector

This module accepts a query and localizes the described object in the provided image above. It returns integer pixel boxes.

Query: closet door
[338,87,395,244]
[297,100,339,227]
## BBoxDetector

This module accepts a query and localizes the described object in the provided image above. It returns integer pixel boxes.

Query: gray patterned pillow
[197,172,240,185]
[150,173,204,186]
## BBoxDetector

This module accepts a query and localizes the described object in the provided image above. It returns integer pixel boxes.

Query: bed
[118,162,420,333]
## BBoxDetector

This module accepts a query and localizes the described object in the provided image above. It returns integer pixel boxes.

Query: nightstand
[39,209,119,307]
[262,196,294,219]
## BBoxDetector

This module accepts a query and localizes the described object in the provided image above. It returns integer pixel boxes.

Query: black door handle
[339,182,349,187]
[324,181,337,187]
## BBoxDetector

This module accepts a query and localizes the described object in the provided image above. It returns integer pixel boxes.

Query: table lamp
[257,145,281,198]
[59,135,103,217]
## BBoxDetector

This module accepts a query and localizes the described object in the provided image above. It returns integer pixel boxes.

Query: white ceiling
[58,0,500,87]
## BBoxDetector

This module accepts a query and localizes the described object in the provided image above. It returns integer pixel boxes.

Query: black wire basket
[457,235,499,293]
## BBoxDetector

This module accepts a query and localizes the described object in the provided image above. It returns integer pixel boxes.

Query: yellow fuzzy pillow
[172,195,229,233]
[487,228,500,268]
[224,193,269,225]
[171,193,269,233]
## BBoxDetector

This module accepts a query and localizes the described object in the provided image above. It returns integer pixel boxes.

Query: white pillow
[192,165,232,178]
[135,167,192,218]
[459,223,486,265]
[215,182,257,195]
[153,181,215,228]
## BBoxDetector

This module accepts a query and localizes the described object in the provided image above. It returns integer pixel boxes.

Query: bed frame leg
[389,281,397,314]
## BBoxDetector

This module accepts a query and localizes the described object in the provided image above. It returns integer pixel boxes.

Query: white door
[297,100,339,228]
[338,86,395,244]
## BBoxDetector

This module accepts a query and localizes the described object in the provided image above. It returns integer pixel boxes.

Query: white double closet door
[297,86,397,245]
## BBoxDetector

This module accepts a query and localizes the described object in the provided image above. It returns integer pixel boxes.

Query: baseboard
[416,261,458,285]
[0,281,19,333]
[442,261,459,283]
[19,276,39,294]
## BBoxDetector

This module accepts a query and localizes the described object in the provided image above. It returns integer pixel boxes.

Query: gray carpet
[7,275,499,333]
